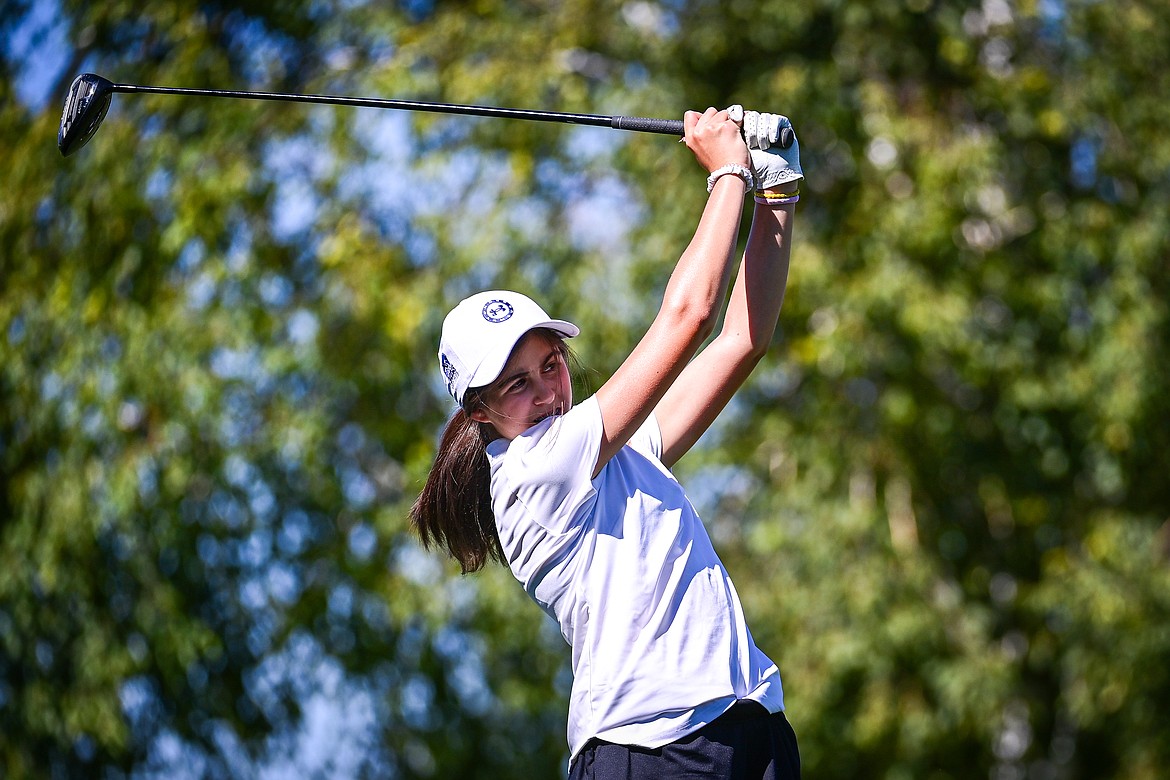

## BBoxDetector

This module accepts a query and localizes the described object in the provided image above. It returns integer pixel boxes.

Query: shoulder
[488,396,604,484]
[488,397,605,533]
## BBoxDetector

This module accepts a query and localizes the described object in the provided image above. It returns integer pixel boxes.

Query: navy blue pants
[569,702,801,780]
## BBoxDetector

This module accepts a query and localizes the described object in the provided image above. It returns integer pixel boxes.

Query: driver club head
[58,73,115,157]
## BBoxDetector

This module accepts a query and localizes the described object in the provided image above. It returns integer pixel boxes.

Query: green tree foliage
[2,0,1168,777]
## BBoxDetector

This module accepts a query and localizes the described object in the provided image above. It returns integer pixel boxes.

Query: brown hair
[409,329,576,573]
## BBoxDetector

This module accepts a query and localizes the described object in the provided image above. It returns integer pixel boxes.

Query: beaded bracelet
[754,188,801,206]
[753,194,800,205]
[706,164,756,193]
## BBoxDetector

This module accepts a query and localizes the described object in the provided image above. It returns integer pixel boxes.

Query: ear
[468,408,492,424]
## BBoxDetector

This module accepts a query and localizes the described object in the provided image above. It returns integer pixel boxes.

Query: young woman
[412,106,803,779]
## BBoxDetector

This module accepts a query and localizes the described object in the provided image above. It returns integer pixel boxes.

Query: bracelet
[756,186,800,199]
[757,188,799,199]
[754,191,800,206]
[706,164,756,193]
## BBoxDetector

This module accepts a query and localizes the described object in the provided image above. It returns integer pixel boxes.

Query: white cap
[438,290,579,406]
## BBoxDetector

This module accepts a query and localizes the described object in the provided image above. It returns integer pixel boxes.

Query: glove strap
[706,164,756,193]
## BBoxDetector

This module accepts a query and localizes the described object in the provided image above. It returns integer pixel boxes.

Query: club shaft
[111,83,685,136]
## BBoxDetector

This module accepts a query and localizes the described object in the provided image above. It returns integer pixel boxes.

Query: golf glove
[727,106,803,191]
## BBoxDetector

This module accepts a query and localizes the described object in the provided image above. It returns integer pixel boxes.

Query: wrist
[706,163,756,193]
[754,186,800,206]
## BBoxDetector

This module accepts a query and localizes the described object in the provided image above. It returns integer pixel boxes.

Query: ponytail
[410,395,503,573]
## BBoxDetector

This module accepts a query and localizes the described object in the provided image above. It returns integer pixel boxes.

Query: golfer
[412,105,803,779]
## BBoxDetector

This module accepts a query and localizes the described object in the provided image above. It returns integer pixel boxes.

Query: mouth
[532,406,563,425]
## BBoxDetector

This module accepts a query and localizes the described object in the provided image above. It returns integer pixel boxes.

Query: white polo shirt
[485,395,784,761]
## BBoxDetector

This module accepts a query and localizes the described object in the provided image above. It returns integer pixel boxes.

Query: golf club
[58,73,794,157]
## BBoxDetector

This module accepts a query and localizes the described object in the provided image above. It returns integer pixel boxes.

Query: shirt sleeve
[629,411,663,461]
[495,396,605,534]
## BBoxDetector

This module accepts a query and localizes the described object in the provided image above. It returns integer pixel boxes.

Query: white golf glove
[727,105,803,193]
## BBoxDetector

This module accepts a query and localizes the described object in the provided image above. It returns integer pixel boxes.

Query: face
[470,331,572,441]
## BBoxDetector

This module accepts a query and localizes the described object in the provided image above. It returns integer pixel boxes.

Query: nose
[534,374,557,406]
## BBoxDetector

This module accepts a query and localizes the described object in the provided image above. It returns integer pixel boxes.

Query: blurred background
[2,0,1169,777]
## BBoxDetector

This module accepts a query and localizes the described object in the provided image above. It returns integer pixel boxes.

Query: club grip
[611,116,685,136]
[612,115,795,148]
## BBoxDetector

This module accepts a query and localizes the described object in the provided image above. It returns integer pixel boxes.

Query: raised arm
[655,201,795,467]
[591,107,752,477]
[655,112,803,467]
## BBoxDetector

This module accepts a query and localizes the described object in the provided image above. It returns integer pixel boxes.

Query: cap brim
[465,319,579,393]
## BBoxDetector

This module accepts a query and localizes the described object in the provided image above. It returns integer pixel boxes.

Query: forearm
[593,179,745,472]
[657,176,747,337]
[654,201,795,466]
[717,201,795,355]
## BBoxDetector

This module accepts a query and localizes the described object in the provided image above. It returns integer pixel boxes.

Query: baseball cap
[439,290,579,406]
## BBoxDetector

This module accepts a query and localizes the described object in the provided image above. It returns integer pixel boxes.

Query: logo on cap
[482,299,514,323]
[441,354,458,388]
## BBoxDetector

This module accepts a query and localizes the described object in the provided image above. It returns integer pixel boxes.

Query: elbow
[744,340,770,366]
[724,328,773,367]
[731,338,769,369]
[659,292,720,344]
